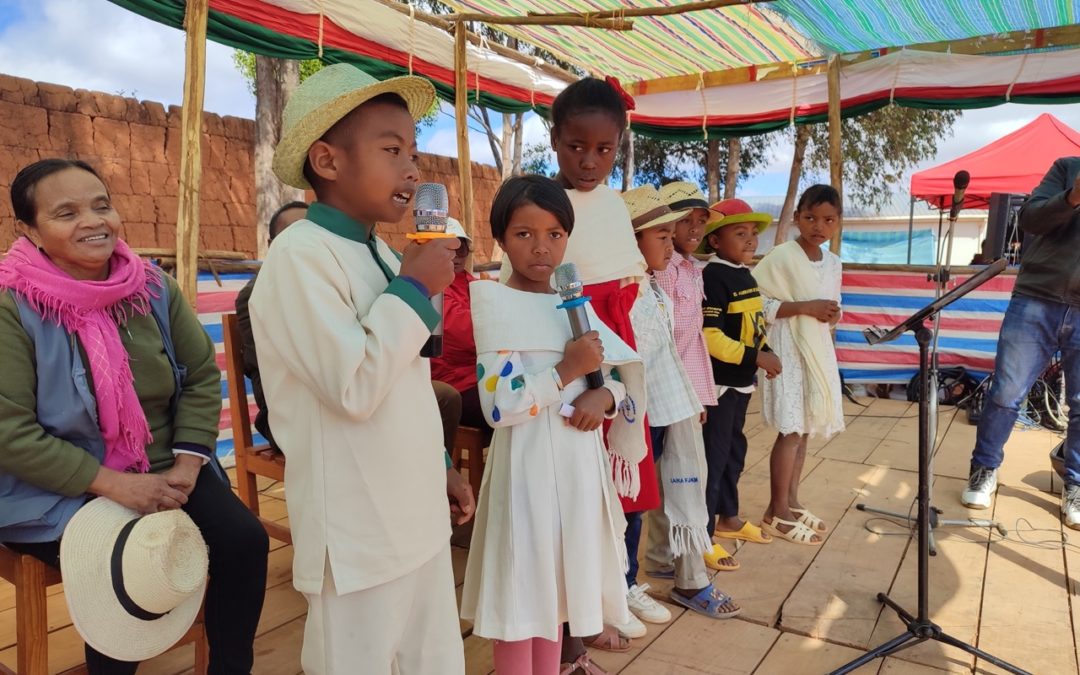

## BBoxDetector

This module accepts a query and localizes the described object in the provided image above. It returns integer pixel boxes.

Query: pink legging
[492,635,564,675]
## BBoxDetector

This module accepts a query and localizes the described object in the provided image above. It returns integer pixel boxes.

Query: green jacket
[0,273,222,498]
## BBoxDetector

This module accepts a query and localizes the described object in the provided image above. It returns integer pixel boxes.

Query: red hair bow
[605,76,636,112]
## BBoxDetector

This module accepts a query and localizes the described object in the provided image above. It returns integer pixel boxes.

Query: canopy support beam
[454,26,475,243]
[827,54,843,255]
[177,0,209,306]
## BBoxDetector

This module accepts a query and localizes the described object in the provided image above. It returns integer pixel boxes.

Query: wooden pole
[827,54,843,255]
[776,124,809,246]
[529,0,774,20]
[454,26,475,244]
[450,13,631,29]
[176,0,209,307]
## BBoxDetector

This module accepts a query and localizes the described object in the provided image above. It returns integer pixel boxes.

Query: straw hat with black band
[659,181,710,213]
[272,63,436,190]
[695,198,773,255]
[60,498,209,662]
[621,185,691,232]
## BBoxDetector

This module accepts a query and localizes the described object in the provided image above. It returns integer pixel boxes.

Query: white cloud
[0,0,254,117]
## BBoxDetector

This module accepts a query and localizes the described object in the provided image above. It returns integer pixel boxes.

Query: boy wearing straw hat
[622,186,742,622]
[249,64,472,675]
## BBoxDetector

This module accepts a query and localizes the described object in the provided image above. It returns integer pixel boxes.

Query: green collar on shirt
[306,202,375,243]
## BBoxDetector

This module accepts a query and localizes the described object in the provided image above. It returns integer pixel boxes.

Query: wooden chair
[223,312,488,535]
[451,426,487,501]
[221,313,291,545]
[0,545,208,675]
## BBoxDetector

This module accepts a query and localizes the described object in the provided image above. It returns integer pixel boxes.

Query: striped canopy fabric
[439,0,819,82]
[108,0,1080,138]
[774,0,1080,54]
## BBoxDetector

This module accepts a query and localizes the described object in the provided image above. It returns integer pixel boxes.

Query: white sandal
[791,507,829,533]
[761,516,824,546]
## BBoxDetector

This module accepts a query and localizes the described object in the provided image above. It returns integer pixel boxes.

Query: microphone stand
[831,258,1027,675]
[854,196,1004,555]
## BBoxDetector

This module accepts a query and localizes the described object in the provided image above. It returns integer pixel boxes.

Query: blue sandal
[669,585,742,619]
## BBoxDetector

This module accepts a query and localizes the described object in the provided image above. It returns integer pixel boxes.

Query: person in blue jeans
[963,156,1080,529]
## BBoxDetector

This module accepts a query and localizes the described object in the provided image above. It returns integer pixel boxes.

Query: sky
[3,0,1080,199]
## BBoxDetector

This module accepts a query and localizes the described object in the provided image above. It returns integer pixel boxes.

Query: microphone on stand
[948,170,970,222]
[553,262,605,390]
[410,183,454,358]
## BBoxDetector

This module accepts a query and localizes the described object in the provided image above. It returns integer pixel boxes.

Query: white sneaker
[610,612,646,639]
[627,583,671,624]
[961,466,998,509]
[1063,486,1080,531]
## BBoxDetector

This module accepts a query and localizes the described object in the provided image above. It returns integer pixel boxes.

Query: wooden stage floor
[1,395,1069,674]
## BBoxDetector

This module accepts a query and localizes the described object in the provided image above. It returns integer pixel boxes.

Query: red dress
[584,279,660,513]
[430,271,478,392]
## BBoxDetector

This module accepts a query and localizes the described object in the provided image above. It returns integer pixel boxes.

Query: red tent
[910,113,1080,210]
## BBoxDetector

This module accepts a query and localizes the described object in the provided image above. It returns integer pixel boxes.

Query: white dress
[759,251,846,438]
[460,283,632,642]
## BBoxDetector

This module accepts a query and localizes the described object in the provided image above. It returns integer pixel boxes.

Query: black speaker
[983,192,1028,265]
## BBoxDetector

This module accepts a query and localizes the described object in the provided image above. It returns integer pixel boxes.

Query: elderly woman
[0,158,268,674]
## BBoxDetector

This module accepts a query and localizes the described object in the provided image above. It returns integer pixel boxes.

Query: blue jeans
[972,294,1080,486]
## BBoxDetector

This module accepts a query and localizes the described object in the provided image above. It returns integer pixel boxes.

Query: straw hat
[696,198,773,254]
[659,181,710,212]
[273,63,436,190]
[60,498,209,662]
[621,185,690,232]
[445,217,472,243]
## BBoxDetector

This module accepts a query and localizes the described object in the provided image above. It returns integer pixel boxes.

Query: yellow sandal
[714,521,773,544]
[703,543,740,571]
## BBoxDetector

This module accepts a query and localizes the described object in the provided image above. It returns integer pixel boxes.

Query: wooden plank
[864,476,989,673]
[879,657,951,674]
[994,426,1061,494]
[781,465,912,648]
[977,485,1075,675]
[0,590,71,652]
[618,615,778,674]
[753,631,872,674]
[729,459,872,626]
[463,634,494,675]
[587,598,686,674]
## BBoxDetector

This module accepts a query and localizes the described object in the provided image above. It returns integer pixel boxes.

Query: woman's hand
[568,388,615,432]
[162,454,204,498]
[88,467,189,515]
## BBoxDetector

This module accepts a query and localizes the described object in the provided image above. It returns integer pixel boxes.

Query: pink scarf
[0,237,162,472]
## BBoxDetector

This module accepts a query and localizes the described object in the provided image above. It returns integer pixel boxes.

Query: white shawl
[472,280,649,498]
[752,240,839,437]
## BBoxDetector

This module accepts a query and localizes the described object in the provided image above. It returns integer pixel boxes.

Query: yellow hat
[621,185,690,232]
[273,63,436,190]
[696,198,772,254]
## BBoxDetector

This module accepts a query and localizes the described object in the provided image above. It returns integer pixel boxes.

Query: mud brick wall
[0,73,504,261]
